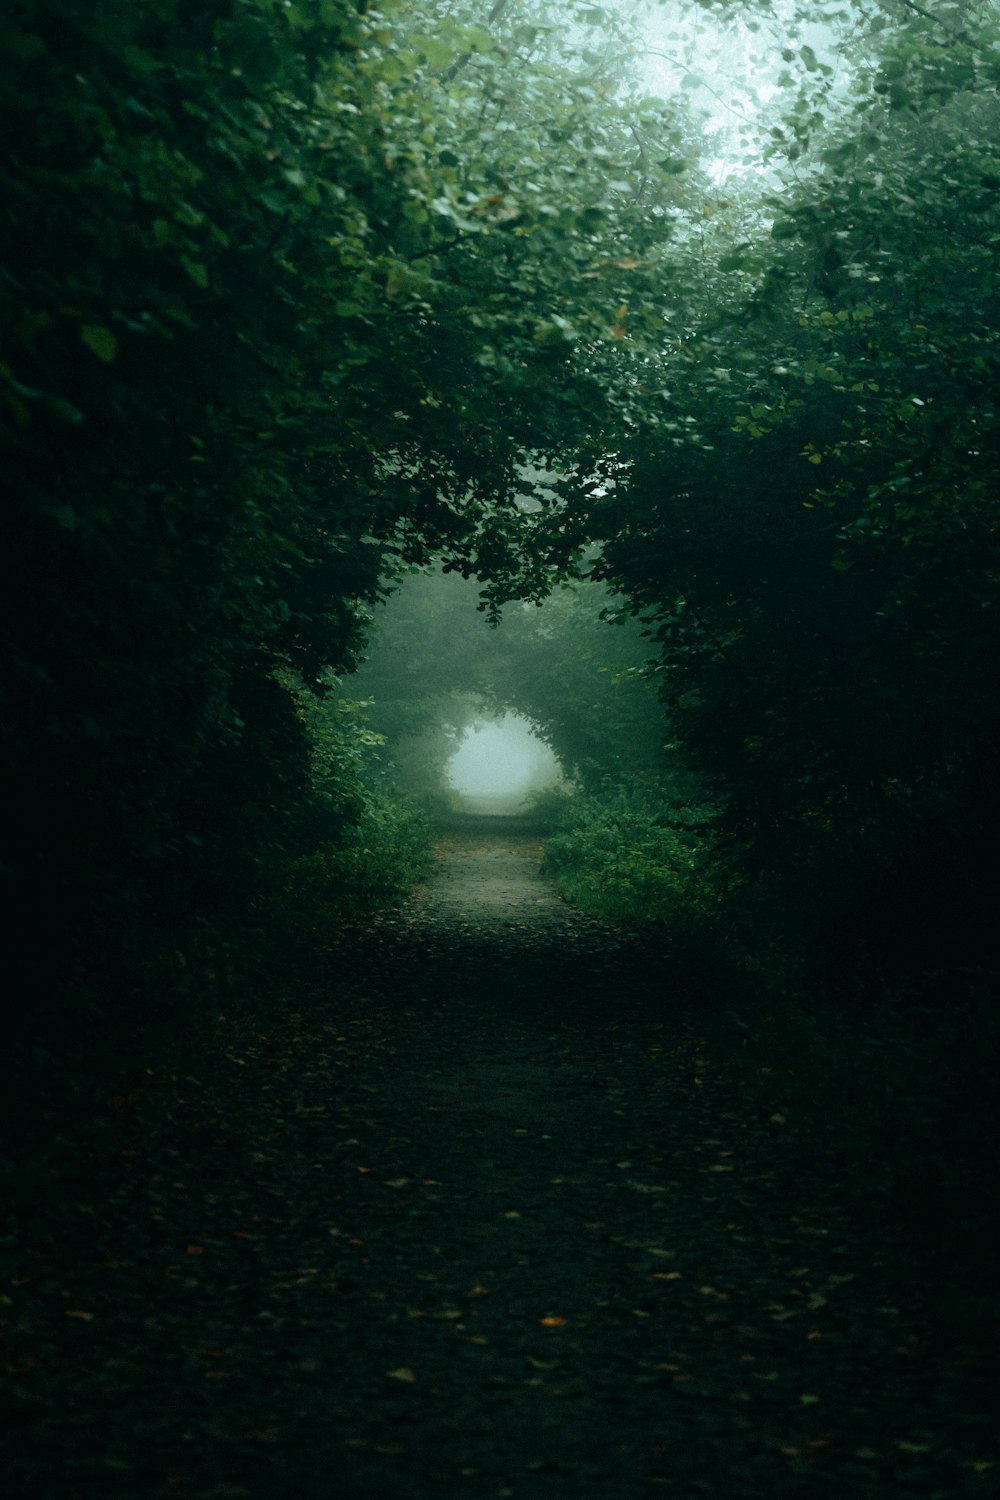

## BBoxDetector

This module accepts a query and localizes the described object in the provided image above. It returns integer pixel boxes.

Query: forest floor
[2,820,998,1499]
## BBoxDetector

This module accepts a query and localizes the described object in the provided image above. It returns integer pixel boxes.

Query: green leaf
[7,30,45,62]
[462,24,495,53]
[181,256,209,288]
[47,396,84,425]
[123,45,164,73]
[414,35,454,69]
[80,325,118,363]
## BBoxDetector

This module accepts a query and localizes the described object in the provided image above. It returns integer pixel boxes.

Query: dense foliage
[2,0,665,1024]
[542,787,724,931]
[4,0,999,1125]
[583,1,1000,981]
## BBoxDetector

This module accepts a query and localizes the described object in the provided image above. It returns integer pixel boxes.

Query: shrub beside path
[1,824,996,1498]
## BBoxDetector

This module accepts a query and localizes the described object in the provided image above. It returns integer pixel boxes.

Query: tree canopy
[3,0,999,1018]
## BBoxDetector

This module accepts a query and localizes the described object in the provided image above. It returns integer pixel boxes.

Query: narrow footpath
[2,823,996,1499]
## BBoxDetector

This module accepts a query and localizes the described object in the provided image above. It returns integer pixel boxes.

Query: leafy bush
[542,787,727,939]
[520,783,578,831]
[266,796,431,953]
[258,673,432,953]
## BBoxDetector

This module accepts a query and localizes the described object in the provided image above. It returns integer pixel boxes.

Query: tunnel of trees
[6,0,998,1022]
[348,570,674,805]
[3,0,1000,1483]
[5,0,1000,1157]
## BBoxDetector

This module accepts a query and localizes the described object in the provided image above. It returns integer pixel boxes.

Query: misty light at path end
[446,713,563,816]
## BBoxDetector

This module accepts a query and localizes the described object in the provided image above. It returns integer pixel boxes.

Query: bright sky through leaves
[635,0,846,180]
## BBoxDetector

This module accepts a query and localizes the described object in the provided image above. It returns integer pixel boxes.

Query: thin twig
[893,0,969,44]
[643,48,750,120]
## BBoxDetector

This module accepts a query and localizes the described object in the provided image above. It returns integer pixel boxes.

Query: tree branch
[443,0,514,83]
[893,0,969,44]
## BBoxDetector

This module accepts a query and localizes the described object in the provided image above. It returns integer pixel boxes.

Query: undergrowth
[262,795,432,956]
[539,786,729,944]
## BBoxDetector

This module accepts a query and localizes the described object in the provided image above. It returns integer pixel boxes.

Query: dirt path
[2,825,997,1498]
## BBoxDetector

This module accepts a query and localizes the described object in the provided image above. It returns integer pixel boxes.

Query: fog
[347,569,673,817]
[446,712,563,816]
